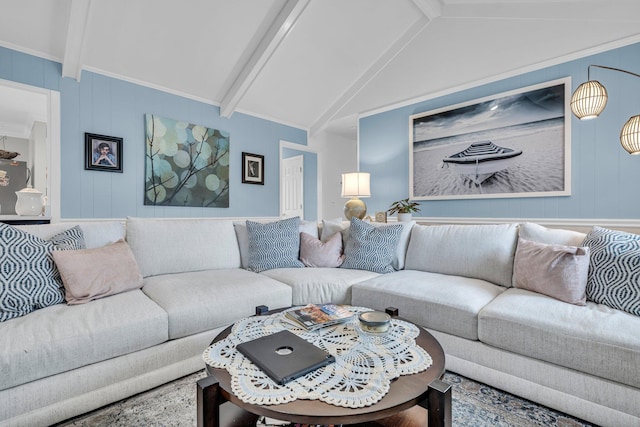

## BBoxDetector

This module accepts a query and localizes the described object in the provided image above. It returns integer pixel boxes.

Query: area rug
[55,370,595,427]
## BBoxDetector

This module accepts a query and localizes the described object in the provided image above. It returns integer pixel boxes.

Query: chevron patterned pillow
[0,224,86,322]
[246,217,305,273]
[341,218,403,273]
[582,226,640,316]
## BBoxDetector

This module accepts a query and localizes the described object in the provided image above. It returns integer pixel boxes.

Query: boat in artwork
[442,140,523,184]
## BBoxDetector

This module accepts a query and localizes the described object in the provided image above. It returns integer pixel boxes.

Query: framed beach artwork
[144,114,230,207]
[409,77,571,200]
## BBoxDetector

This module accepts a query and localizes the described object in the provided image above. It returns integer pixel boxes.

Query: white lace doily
[203,306,433,408]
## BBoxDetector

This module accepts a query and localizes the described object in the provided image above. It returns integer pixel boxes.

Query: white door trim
[279,140,321,220]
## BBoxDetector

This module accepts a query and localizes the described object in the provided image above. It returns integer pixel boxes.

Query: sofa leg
[255,305,269,315]
[420,378,452,427]
[197,375,225,427]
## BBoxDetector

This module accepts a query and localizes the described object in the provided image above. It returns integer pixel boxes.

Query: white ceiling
[1,0,639,140]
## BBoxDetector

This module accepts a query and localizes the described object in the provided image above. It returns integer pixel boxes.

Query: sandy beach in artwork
[413,119,566,198]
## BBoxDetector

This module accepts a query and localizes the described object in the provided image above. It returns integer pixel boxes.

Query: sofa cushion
[299,231,344,268]
[142,269,292,339]
[299,219,319,239]
[513,238,590,305]
[582,226,640,316]
[0,289,168,391]
[320,218,349,243]
[404,223,518,287]
[126,217,241,277]
[352,270,506,340]
[341,218,403,273]
[53,240,143,304]
[478,288,640,389]
[261,267,379,305]
[246,217,305,273]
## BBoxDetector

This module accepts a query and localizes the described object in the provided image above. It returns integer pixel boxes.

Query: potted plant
[387,198,421,222]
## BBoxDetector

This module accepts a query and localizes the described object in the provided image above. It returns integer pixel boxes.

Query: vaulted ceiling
[1,0,639,139]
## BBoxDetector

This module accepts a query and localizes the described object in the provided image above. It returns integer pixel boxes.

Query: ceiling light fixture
[570,65,640,154]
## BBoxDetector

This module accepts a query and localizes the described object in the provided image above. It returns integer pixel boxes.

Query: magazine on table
[284,303,355,331]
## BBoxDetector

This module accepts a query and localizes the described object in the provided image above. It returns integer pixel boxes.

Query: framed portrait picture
[242,152,264,185]
[409,77,571,200]
[85,133,123,173]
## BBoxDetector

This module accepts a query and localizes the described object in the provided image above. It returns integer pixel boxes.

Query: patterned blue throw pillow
[582,226,640,316]
[341,218,403,273]
[0,224,86,322]
[246,217,305,273]
[49,225,86,250]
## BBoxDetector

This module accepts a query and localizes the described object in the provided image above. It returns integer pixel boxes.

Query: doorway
[279,140,320,221]
[0,78,60,221]
[281,155,304,218]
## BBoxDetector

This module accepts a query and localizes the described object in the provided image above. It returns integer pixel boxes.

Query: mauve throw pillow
[299,231,345,268]
[513,238,590,305]
[52,239,143,305]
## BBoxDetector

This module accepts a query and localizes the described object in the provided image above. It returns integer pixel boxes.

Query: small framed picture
[242,152,264,185]
[85,133,123,173]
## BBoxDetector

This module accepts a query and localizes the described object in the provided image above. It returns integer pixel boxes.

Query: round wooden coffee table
[197,308,451,427]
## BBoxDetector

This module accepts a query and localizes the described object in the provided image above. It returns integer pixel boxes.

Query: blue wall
[360,42,640,220]
[0,46,308,219]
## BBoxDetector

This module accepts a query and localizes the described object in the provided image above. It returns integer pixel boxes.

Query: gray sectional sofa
[0,217,638,427]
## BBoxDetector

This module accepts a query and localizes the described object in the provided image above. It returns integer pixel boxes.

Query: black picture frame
[242,152,264,185]
[85,133,123,173]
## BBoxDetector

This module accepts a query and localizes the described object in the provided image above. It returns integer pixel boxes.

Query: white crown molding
[0,41,61,63]
[404,216,640,229]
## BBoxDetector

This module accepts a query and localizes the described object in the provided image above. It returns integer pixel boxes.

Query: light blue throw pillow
[0,224,86,322]
[341,218,403,273]
[582,226,640,316]
[246,217,305,273]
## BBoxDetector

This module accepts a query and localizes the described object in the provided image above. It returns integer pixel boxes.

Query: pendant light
[570,65,640,153]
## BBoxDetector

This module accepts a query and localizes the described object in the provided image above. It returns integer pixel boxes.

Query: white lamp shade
[341,172,370,198]
[620,115,640,155]
[570,80,608,120]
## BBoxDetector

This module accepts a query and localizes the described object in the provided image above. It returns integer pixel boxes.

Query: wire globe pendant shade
[571,65,640,154]
[570,80,608,120]
[620,115,640,155]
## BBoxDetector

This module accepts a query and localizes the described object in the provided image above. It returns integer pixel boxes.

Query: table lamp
[341,172,370,220]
